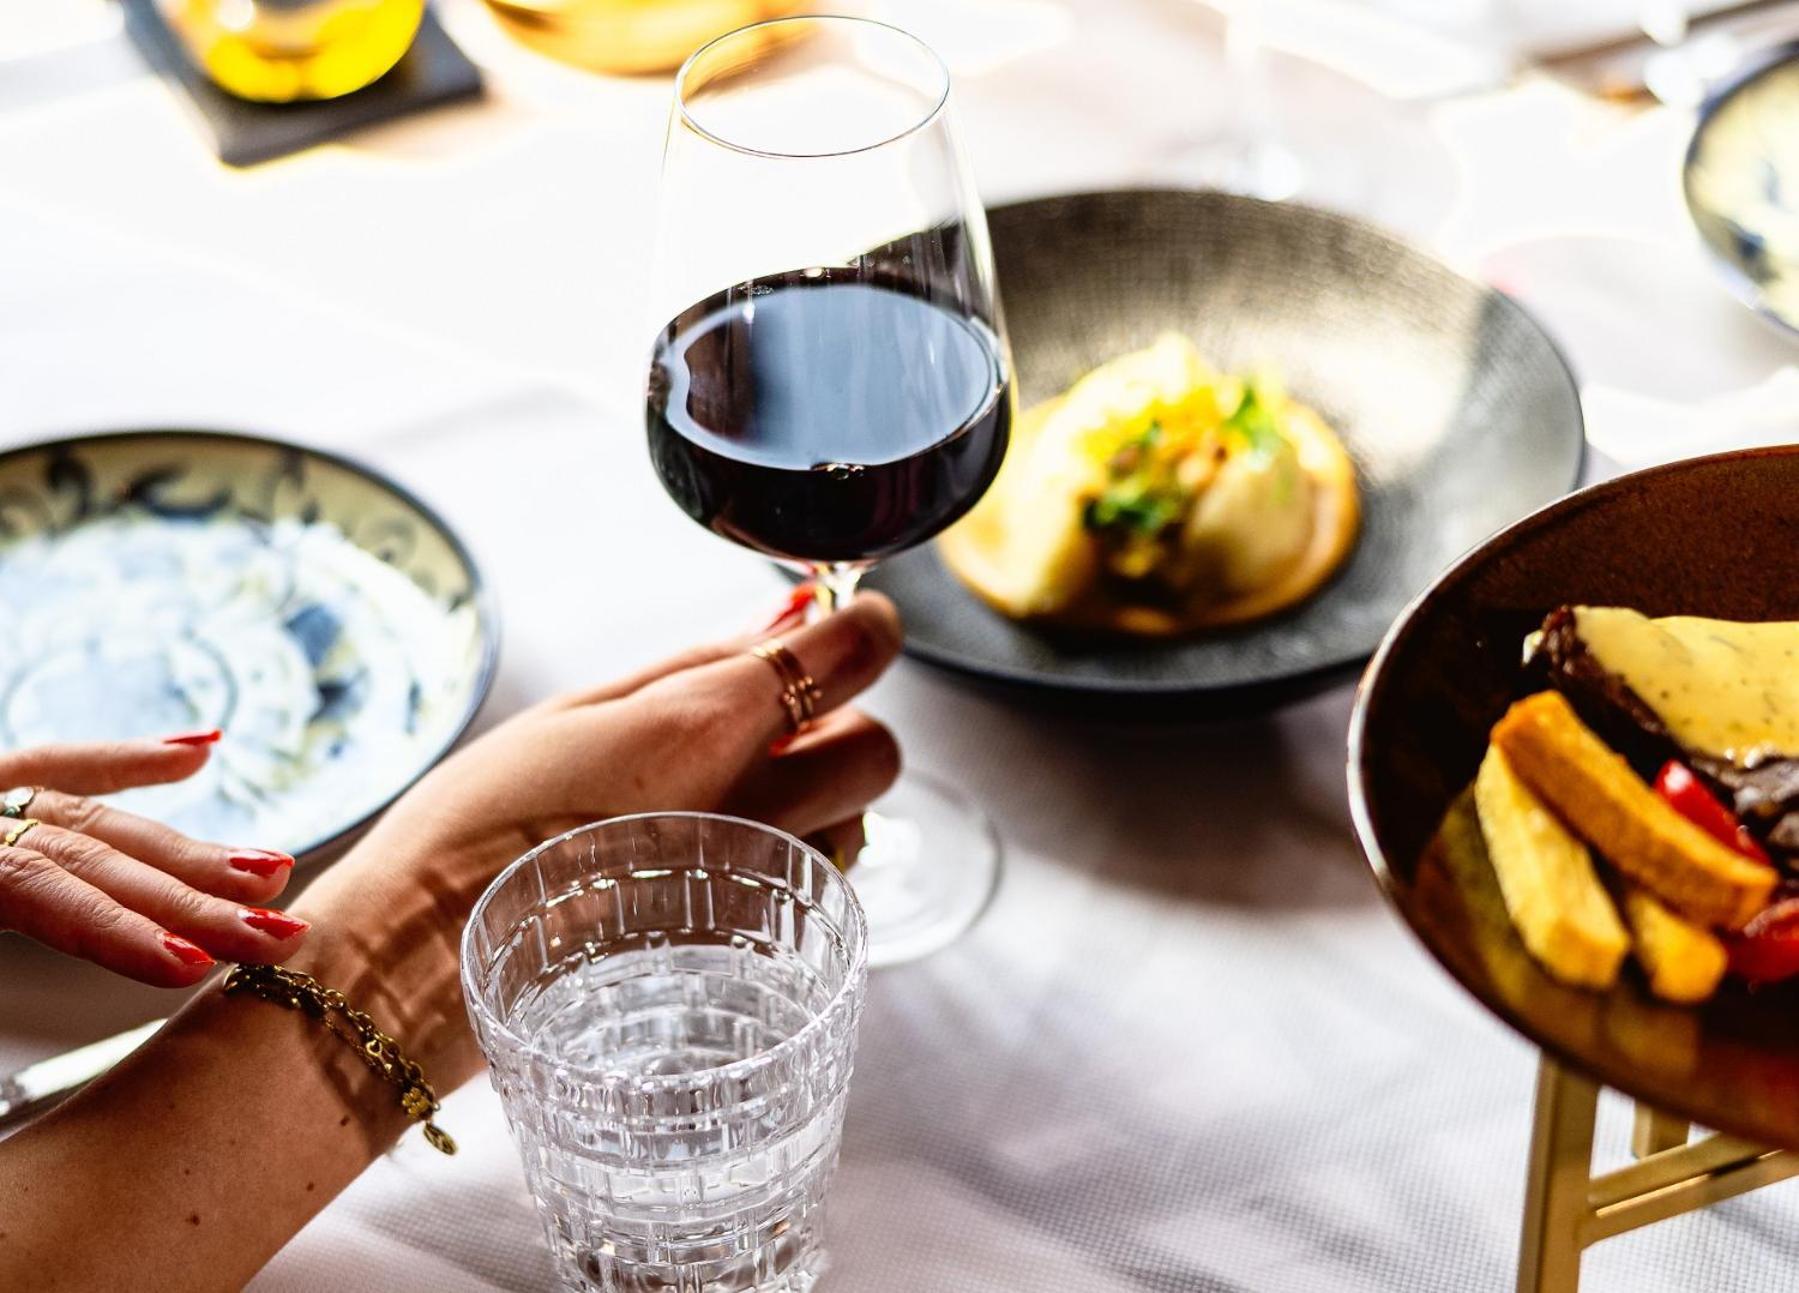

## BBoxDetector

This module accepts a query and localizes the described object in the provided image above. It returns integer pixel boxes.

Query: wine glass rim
[459,810,869,1087]
[674,15,952,161]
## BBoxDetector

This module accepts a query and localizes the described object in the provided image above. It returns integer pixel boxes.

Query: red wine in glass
[647,267,1011,565]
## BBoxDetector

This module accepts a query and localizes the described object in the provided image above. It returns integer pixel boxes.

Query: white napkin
[1585,366,1799,469]
[1479,231,1799,476]
[0,196,535,451]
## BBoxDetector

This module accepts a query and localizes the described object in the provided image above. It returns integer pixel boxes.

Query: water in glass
[463,814,868,1292]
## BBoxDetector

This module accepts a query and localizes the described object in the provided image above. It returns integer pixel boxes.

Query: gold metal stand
[1517,1053,1799,1292]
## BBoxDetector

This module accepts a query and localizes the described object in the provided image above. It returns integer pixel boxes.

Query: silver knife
[0,1020,161,1132]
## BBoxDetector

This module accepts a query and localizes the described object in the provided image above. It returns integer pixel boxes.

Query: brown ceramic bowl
[1348,447,1799,1148]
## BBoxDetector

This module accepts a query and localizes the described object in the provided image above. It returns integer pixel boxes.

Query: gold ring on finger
[1,786,39,820]
[751,639,824,733]
[2,818,42,849]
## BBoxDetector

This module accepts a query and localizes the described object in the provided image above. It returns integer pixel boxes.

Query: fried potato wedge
[1619,886,1729,1004]
[1491,692,1775,929]
[1474,744,1628,989]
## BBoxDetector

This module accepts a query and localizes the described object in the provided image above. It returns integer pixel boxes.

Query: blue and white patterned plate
[0,430,498,860]
[1685,42,1799,338]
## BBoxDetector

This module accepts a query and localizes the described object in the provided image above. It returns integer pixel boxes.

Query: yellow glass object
[479,0,805,75]
[162,0,426,102]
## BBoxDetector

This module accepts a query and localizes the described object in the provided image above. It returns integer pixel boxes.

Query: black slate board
[122,0,483,167]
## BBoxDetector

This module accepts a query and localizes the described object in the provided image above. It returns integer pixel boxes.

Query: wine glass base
[854,770,1001,968]
[1170,135,1305,202]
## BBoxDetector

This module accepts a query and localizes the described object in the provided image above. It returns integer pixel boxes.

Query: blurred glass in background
[478,0,809,74]
[1170,1,1303,200]
[1637,0,1750,107]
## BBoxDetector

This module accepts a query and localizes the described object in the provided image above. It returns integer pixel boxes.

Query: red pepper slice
[1653,761,1771,865]
[1727,898,1799,984]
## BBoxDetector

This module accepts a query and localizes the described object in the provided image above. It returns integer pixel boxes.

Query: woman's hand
[0,596,904,1293]
[0,735,306,986]
[289,593,904,1086]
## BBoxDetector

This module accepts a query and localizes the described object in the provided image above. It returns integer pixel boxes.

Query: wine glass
[1171,1,1303,201]
[645,15,1010,967]
[1638,0,1740,108]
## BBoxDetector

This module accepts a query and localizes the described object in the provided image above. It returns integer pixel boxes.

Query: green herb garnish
[1224,380,1298,503]
[1087,420,1185,538]
[1223,381,1288,461]
[1085,482,1185,536]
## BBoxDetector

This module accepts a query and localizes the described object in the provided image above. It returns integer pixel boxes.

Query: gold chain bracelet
[224,962,457,1155]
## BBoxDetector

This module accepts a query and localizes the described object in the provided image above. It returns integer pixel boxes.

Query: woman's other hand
[291,593,904,1084]
[0,734,304,986]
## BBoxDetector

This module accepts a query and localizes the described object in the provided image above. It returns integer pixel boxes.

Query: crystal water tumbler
[462,813,869,1292]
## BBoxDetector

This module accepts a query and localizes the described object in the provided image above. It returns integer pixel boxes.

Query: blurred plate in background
[0,430,498,860]
[868,189,1585,713]
[1685,41,1799,338]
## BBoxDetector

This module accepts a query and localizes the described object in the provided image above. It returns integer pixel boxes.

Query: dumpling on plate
[939,333,1359,636]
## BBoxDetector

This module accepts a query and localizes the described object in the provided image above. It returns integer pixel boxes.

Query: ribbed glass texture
[462,813,869,1292]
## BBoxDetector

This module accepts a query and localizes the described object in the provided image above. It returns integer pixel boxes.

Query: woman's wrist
[283,849,483,1086]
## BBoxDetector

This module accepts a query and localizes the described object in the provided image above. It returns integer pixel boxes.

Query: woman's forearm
[0,989,393,1290]
[0,884,469,1293]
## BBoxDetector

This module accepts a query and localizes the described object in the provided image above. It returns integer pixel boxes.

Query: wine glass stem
[1226,5,1273,148]
[1641,0,1689,48]
[811,562,866,617]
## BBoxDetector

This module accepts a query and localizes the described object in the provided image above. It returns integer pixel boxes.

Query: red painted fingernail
[239,907,308,940]
[759,583,817,633]
[163,729,222,747]
[160,932,215,967]
[768,733,796,756]
[228,849,294,877]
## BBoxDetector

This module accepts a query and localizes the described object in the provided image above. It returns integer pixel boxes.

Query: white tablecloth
[4,2,1799,1289]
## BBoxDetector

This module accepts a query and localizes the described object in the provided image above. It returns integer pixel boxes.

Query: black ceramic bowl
[1349,447,1799,1148]
[867,188,1585,714]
